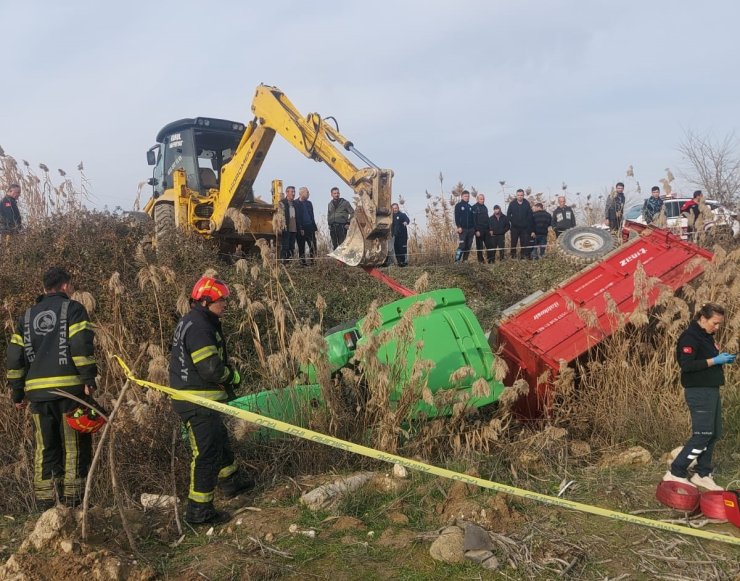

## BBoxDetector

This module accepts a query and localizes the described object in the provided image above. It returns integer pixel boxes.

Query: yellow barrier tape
[115,357,740,547]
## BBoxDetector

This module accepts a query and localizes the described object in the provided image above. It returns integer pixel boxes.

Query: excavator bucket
[329,168,394,266]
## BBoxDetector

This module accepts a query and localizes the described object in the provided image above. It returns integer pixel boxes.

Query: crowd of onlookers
[273,180,696,266]
[453,188,577,262]
[277,185,411,266]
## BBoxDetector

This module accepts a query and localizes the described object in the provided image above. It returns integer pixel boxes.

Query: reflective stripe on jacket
[169,304,235,403]
[5,292,96,403]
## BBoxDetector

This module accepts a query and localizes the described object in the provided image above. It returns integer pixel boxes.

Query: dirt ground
[1,459,738,581]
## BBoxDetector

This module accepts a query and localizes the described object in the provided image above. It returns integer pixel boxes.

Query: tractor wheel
[154,203,175,247]
[557,226,615,265]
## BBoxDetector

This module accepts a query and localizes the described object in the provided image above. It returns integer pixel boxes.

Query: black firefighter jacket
[169,304,237,411]
[0,195,22,232]
[6,292,96,403]
[676,321,724,388]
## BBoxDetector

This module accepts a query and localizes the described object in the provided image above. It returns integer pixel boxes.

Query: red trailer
[495,226,714,416]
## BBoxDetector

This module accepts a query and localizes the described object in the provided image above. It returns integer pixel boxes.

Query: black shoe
[36,499,56,512]
[219,473,256,499]
[63,495,82,508]
[184,501,232,525]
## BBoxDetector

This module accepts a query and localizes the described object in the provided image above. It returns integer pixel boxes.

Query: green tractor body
[229,289,504,431]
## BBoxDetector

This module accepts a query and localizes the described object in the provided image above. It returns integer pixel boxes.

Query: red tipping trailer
[495,226,714,416]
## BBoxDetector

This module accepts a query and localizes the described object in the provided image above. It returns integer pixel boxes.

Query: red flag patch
[682,346,693,354]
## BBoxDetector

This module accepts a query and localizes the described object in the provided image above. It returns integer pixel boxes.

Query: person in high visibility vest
[5,267,97,510]
[170,276,254,525]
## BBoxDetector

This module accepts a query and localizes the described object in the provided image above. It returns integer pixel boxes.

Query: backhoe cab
[143,86,394,265]
[144,117,277,248]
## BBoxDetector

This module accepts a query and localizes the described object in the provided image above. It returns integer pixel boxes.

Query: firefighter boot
[184,500,231,525]
[35,499,56,512]
[219,472,256,499]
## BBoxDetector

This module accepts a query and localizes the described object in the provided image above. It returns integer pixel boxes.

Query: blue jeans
[533,234,548,258]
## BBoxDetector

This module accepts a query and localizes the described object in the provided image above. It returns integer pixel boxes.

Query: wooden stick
[171,425,183,536]
[109,428,138,554]
[81,379,131,541]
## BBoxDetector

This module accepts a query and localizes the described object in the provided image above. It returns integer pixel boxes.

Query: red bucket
[721,490,740,528]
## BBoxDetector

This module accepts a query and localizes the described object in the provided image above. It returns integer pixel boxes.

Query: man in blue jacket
[454,190,474,262]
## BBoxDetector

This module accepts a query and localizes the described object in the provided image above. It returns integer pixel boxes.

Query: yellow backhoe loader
[142,85,393,266]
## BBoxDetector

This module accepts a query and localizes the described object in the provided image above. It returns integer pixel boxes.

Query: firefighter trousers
[179,407,237,504]
[30,399,92,503]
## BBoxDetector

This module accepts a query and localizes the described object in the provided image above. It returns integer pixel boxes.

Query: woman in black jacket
[664,303,736,490]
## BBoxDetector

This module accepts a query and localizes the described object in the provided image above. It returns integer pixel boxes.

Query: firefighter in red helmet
[170,276,254,525]
[5,267,98,510]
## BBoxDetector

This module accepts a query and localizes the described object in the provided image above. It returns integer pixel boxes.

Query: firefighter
[5,267,98,509]
[170,276,254,525]
[1,183,22,246]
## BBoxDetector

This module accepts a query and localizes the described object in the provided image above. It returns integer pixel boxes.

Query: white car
[622,197,739,240]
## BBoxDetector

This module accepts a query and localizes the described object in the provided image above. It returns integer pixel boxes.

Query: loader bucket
[329,168,393,267]
[329,218,387,266]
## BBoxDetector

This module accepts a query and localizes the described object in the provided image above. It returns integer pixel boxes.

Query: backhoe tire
[557,226,615,266]
[154,203,175,248]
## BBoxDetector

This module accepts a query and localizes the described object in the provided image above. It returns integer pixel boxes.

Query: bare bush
[678,129,740,205]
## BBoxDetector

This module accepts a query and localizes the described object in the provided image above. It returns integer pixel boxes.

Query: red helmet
[191,276,230,303]
[65,406,106,434]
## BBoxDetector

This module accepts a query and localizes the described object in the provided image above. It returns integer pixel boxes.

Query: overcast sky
[2,0,738,225]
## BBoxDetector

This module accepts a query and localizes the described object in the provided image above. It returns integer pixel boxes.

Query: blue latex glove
[713,353,737,365]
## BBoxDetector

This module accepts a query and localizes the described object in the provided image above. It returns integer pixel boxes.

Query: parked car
[620,196,739,242]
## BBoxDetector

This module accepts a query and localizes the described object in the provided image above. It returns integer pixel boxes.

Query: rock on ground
[429,526,465,564]
[598,446,652,468]
[300,472,375,511]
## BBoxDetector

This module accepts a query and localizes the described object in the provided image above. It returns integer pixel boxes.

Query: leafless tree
[677,129,740,206]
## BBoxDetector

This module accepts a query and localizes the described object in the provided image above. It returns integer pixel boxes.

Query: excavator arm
[214,85,393,266]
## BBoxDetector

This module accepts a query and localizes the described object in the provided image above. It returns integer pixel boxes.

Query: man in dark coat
[295,187,317,265]
[471,193,490,264]
[642,186,664,224]
[391,203,410,266]
[506,189,534,259]
[487,205,509,263]
[551,195,576,237]
[279,186,298,263]
[1,183,22,240]
[454,190,474,262]
[531,202,552,259]
[605,182,625,233]
[473,194,489,264]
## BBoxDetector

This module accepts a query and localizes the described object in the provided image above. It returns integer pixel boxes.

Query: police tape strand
[114,357,740,547]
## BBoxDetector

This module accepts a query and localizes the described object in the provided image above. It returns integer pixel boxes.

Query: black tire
[154,203,175,247]
[324,319,358,337]
[557,226,615,265]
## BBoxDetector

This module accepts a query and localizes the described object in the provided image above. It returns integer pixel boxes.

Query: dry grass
[1,148,739,518]
[0,149,90,225]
